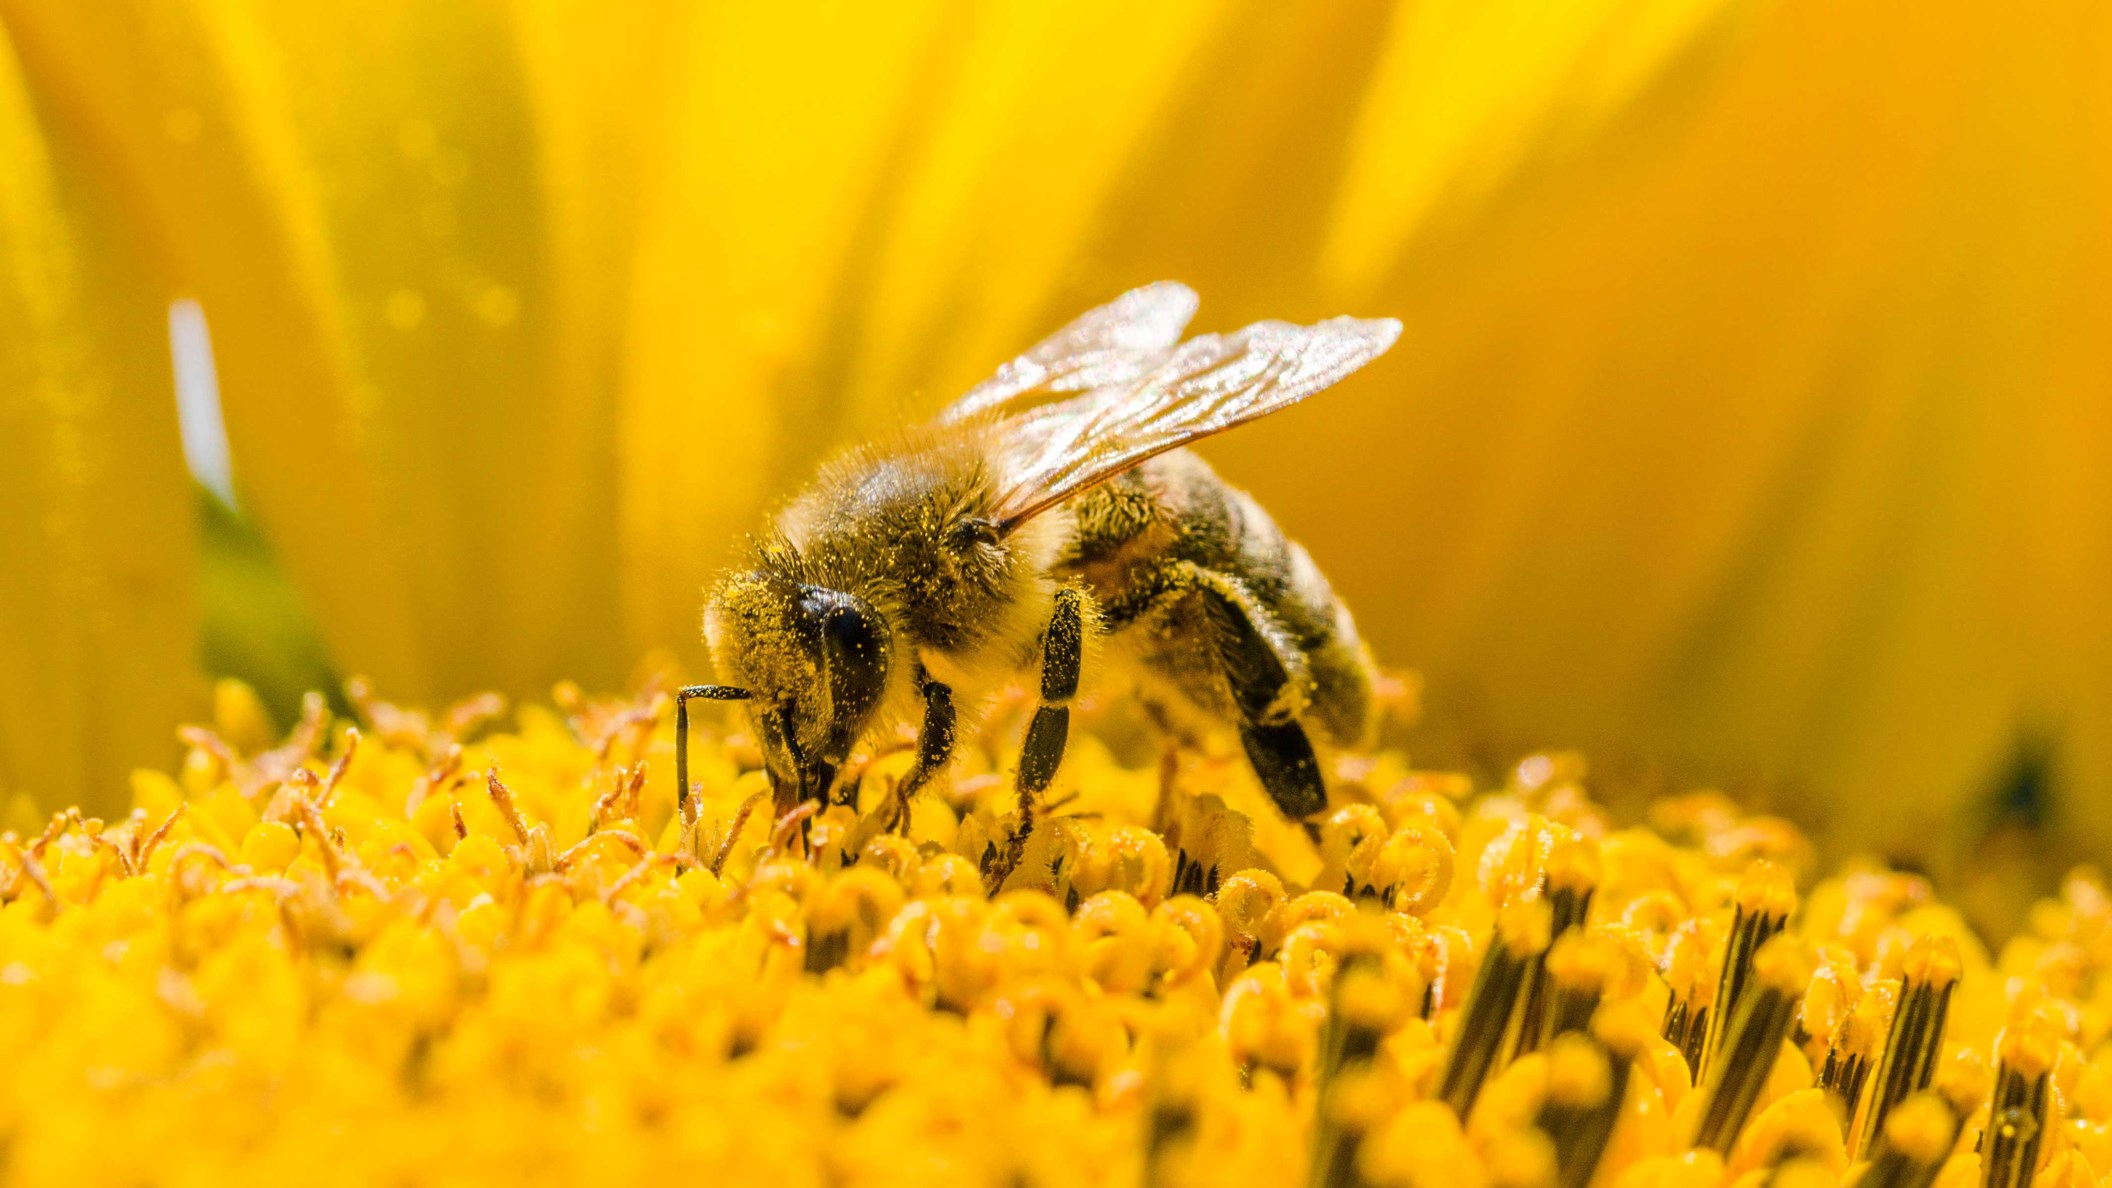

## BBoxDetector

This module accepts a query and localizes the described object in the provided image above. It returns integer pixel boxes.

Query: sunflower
[5,1,2108,893]
[1,3,2109,1162]
[2,679,2107,1186]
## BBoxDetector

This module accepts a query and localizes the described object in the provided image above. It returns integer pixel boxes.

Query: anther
[1849,934,1960,1158]
[1307,938,1419,1188]
[1818,982,1890,1126]
[1853,1091,1956,1188]
[1659,918,1719,1075]
[1436,898,1552,1120]
[1795,949,1858,1066]
[1513,835,1600,1057]
[1691,932,1813,1153]
[1534,1031,1624,1188]
[1979,1008,2061,1188]
[1698,860,1795,1084]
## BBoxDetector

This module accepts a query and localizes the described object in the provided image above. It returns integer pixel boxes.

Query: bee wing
[939,281,1200,423]
[990,315,1402,531]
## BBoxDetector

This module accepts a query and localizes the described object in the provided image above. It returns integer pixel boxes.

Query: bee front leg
[674,683,752,855]
[886,665,955,832]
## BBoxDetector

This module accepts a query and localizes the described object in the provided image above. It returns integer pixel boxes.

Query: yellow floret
[0,677,2107,1187]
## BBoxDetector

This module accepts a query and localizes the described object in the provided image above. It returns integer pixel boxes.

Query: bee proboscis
[677,282,1400,852]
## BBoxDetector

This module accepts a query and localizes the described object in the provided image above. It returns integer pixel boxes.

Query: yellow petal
[826,0,1219,417]
[1216,0,2112,863]
[234,0,628,698]
[0,24,199,814]
[620,2,964,664]
[1061,0,1406,327]
[1,0,424,692]
[3,0,670,703]
[1320,0,1755,294]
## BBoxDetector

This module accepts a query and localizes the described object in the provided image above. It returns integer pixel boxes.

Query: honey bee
[676,282,1399,834]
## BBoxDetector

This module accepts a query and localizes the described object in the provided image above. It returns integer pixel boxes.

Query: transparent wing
[990,315,1403,531]
[939,281,1200,423]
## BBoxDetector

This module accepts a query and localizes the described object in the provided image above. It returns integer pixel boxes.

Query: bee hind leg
[1174,563,1327,820]
[1236,721,1327,821]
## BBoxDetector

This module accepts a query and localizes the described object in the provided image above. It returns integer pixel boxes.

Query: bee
[675,282,1399,834]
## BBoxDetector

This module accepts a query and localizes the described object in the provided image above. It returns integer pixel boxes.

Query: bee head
[705,572,892,803]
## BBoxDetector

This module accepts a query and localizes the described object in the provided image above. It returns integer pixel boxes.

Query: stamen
[1731,1089,1843,1177]
[1817,981,1891,1127]
[1513,835,1600,1057]
[1691,933,1813,1153]
[484,768,530,845]
[1934,1046,1990,1124]
[1142,1023,1204,1188]
[1540,929,1617,1044]
[1698,860,1795,1083]
[1307,937,1420,1188]
[1437,898,1551,1119]
[1307,956,1379,1188]
[1794,948,1858,1065]
[1534,1031,1623,1188]
[1659,918,1718,1075]
[983,782,1038,894]
[1849,935,1961,1158]
[1348,821,1455,917]
[1854,1091,1957,1188]
[1979,1009,2061,1188]
[1216,869,1287,967]
[711,790,768,877]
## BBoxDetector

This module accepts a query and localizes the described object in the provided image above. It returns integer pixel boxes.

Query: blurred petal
[0,25,198,813]
[1201,0,2112,863]
[1320,0,1754,294]
[0,0,425,693]
[1068,0,1402,327]
[512,0,689,663]
[2,0,665,703]
[831,0,1220,412]
[620,1,963,662]
[231,0,627,698]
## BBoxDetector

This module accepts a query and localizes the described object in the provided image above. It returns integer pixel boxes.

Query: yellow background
[1,0,2107,883]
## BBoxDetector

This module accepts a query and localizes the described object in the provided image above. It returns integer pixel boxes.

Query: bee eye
[821,600,880,661]
[796,587,890,751]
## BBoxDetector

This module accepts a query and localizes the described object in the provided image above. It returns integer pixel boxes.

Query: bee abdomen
[1236,489,1375,747]
[1063,450,1377,748]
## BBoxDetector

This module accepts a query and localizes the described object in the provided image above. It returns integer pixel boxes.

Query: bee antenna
[675,684,750,830]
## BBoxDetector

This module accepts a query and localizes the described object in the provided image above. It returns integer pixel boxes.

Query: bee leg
[1236,722,1327,820]
[887,666,955,833]
[990,584,1092,888]
[1019,584,1089,796]
[1174,564,1328,820]
[675,683,750,853]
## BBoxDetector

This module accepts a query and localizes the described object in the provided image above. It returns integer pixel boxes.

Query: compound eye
[797,588,890,752]
[821,600,883,666]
